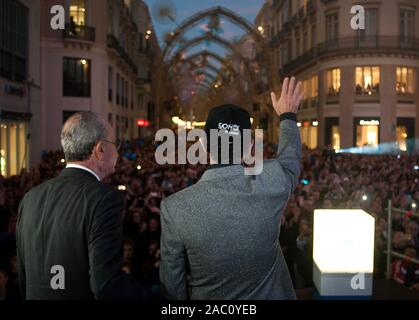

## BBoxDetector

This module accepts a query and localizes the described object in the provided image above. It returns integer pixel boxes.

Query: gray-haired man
[16,112,140,300]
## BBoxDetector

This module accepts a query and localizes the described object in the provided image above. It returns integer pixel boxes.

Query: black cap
[204,104,251,138]
[204,104,252,164]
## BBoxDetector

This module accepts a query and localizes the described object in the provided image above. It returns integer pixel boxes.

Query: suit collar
[59,167,101,181]
[66,164,101,181]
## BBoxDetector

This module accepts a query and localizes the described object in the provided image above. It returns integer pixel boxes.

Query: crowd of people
[0,136,418,299]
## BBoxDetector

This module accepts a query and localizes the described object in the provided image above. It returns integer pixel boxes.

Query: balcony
[354,93,380,102]
[326,89,340,104]
[310,97,319,108]
[318,36,419,56]
[107,34,138,75]
[397,92,415,103]
[63,24,95,42]
[355,84,380,102]
[281,36,419,75]
[281,47,316,75]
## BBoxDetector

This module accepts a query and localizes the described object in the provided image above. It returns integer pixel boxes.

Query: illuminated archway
[162,6,264,61]
[167,32,255,86]
[154,6,275,124]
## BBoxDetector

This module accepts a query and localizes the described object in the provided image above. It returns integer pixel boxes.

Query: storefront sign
[137,119,150,127]
[359,120,379,126]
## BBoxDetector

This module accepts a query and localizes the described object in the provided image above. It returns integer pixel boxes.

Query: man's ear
[92,141,103,159]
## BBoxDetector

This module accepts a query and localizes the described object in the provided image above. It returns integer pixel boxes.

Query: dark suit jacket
[16,168,138,300]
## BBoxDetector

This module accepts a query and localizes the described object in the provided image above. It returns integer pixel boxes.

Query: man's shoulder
[21,174,119,205]
[161,184,198,212]
[20,176,58,203]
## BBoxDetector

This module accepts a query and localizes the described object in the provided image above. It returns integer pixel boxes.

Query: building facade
[0,0,166,176]
[40,0,163,152]
[257,0,419,151]
[0,0,41,175]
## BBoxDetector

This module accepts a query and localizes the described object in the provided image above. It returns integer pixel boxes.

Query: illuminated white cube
[313,209,375,297]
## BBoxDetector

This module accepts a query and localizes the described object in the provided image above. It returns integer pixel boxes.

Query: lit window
[310,75,318,108]
[303,79,309,99]
[396,126,408,151]
[355,66,380,95]
[332,126,340,150]
[327,68,341,95]
[396,67,414,94]
[311,75,318,98]
[69,0,86,26]
[302,75,318,108]
[356,120,379,147]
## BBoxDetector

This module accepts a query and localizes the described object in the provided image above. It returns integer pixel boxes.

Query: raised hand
[270,77,304,116]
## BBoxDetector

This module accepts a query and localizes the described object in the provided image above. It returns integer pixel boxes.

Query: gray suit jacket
[160,118,301,300]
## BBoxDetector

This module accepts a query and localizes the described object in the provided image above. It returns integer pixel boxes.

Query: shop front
[298,119,319,149]
[324,117,340,150]
[354,118,380,148]
[0,117,29,177]
[397,118,415,152]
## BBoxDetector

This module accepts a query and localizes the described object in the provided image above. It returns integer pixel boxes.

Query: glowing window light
[172,116,186,126]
